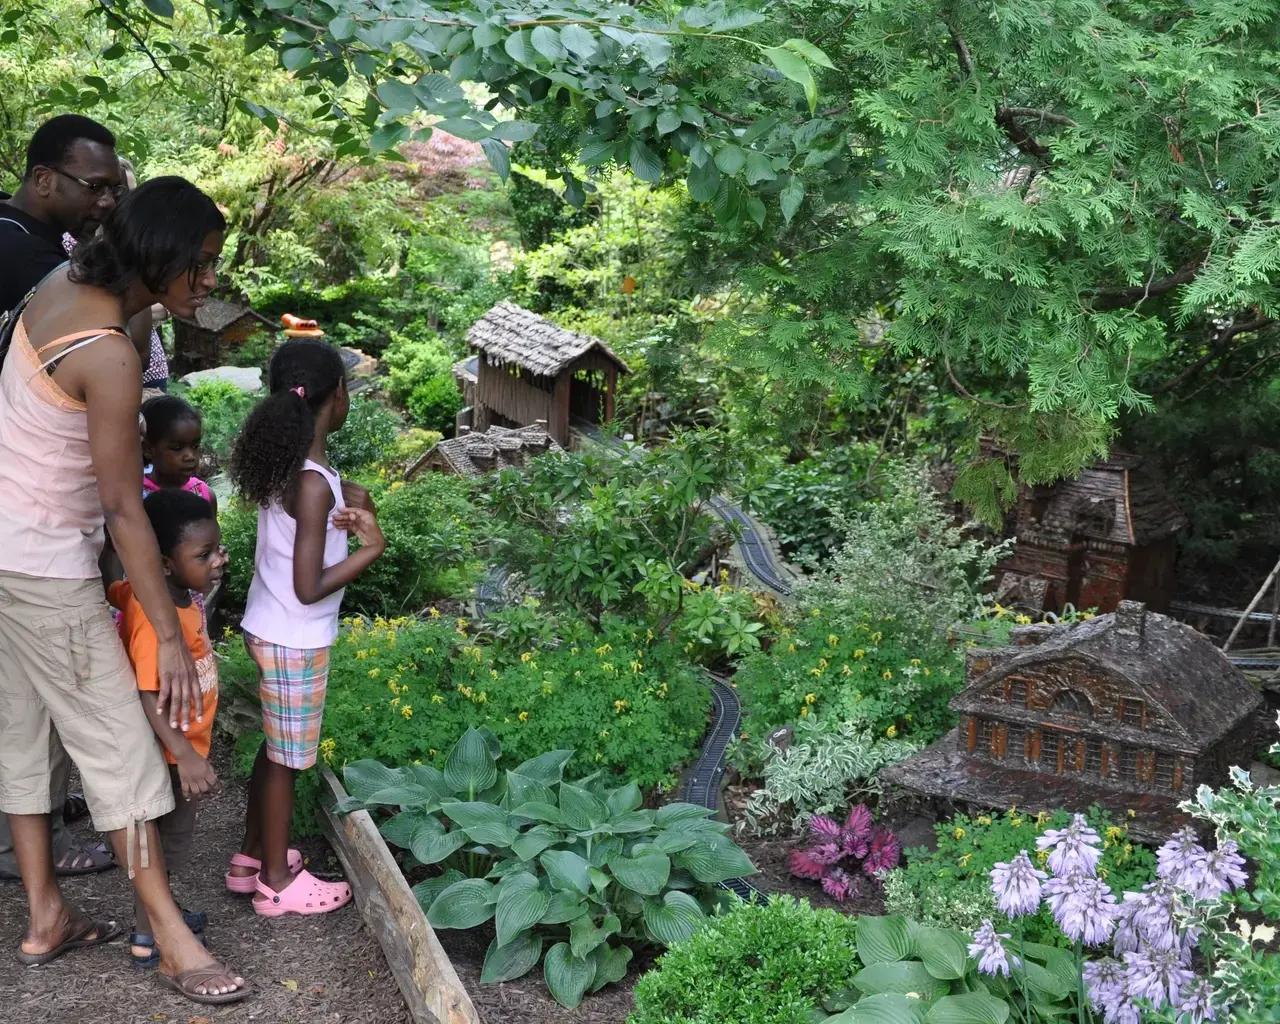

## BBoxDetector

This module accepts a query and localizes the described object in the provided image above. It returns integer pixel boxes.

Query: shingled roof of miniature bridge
[467,301,630,377]
[955,603,1261,750]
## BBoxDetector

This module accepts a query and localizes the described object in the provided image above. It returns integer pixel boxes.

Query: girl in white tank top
[227,340,386,917]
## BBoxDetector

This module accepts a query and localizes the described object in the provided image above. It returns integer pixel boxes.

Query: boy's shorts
[0,571,174,832]
[246,633,330,770]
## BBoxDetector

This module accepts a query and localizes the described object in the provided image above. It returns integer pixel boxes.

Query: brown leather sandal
[156,964,250,1005]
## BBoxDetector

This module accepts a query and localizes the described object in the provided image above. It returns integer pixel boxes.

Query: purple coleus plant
[788,804,902,902]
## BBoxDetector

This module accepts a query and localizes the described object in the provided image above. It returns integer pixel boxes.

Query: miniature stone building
[992,450,1185,615]
[883,602,1262,840]
[404,422,562,480]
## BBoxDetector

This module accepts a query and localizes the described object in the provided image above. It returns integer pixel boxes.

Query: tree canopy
[12,0,1280,512]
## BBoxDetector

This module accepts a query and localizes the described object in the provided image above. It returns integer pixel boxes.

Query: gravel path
[0,740,410,1024]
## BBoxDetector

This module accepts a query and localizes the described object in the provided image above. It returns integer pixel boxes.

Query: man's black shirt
[0,193,66,315]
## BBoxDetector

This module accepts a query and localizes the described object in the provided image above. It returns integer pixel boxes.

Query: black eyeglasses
[47,166,128,201]
[193,254,224,276]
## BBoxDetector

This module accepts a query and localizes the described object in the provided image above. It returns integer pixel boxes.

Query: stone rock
[896,814,939,858]
[180,365,263,392]
[1248,761,1280,788]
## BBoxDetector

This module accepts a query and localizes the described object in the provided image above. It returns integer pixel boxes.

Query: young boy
[108,488,228,966]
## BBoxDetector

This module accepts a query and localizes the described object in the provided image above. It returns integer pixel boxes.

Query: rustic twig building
[169,298,276,376]
[457,302,629,447]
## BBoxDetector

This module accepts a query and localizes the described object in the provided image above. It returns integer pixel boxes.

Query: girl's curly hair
[69,176,225,298]
[230,340,346,506]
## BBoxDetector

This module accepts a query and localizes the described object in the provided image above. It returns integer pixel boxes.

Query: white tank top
[241,459,348,650]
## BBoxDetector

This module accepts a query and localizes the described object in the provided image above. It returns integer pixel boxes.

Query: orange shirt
[109,581,219,763]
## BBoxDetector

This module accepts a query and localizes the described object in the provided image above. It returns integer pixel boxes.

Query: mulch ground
[0,738,410,1024]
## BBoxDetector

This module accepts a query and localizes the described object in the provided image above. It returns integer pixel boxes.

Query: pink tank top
[241,460,348,649]
[0,321,127,579]
[143,474,213,504]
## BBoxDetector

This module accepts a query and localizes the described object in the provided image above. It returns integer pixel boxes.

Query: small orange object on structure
[281,313,324,339]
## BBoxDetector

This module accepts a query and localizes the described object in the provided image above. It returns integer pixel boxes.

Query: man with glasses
[0,113,122,881]
[0,114,123,315]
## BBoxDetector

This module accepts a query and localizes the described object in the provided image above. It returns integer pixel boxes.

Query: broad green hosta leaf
[828,993,929,1024]
[410,869,465,914]
[495,873,551,945]
[655,803,718,828]
[481,929,543,984]
[569,912,620,959]
[342,760,402,803]
[925,993,1011,1024]
[444,727,497,797]
[541,849,591,895]
[642,890,705,945]
[857,916,916,965]
[606,780,643,816]
[427,878,496,929]
[511,824,560,861]
[1016,959,1071,1002]
[366,783,431,806]
[507,771,555,808]
[854,961,948,999]
[513,749,573,785]
[560,782,608,831]
[607,851,671,895]
[652,829,698,854]
[540,890,588,925]
[439,800,518,847]
[409,815,469,865]
[510,801,562,824]
[379,807,433,849]
[915,926,969,981]
[544,942,595,1009]
[587,943,633,993]
[405,763,450,802]
[675,834,757,883]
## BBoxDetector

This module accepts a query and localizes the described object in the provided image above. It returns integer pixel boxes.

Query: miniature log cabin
[404,423,562,480]
[459,302,629,447]
[993,451,1185,614]
[170,298,276,376]
[883,602,1261,840]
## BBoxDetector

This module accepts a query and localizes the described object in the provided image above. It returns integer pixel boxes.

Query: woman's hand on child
[341,480,377,516]
[156,636,202,733]
[177,752,221,800]
[333,507,385,552]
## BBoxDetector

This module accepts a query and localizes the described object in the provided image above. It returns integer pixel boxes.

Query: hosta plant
[337,726,758,1008]
[789,805,902,902]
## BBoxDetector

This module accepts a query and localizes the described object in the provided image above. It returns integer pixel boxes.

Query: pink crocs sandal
[252,869,352,918]
[224,850,303,894]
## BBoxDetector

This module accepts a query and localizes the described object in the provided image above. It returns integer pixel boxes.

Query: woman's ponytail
[230,340,346,506]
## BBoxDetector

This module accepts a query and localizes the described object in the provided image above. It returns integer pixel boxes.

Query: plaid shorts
[245,633,330,770]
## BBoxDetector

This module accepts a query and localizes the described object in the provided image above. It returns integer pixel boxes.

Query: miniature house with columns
[884,602,1262,839]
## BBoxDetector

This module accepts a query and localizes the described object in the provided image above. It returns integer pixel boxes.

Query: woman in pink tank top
[0,177,248,1003]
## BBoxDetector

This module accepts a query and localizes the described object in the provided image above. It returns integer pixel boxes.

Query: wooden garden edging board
[317,766,481,1024]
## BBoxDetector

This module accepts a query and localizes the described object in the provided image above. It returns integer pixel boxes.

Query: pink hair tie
[291,386,306,398]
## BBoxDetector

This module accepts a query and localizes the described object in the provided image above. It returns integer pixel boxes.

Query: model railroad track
[475,565,509,617]
[680,673,767,902]
[708,496,794,597]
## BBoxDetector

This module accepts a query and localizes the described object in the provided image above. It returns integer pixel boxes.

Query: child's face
[146,417,202,486]
[165,520,226,595]
[329,377,351,432]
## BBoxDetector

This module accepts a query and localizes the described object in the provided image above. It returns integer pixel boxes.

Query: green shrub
[628,897,861,1024]
[406,372,463,433]
[881,808,1157,948]
[220,613,712,835]
[341,474,478,617]
[217,498,259,612]
[733,607,961,747]
[329,395,405,475]
[183,380,258,463]
[340,727,756,1009]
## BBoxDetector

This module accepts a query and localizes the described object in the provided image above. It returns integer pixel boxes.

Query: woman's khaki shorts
[0,571,174,832]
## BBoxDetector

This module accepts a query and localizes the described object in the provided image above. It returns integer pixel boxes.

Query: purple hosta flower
[1177,979,1216,1024]
[1157,827,1207,887]
[1124,945,1195,1008]
[968,920,1018,977]
[1111,901,1142,955]
[1104,1000,1142,1024]
[821,866,858,902]
[843,803,874,843]
[863,825,901,877]
[1125,879,1179,950]
[1192,840,1248,900]
[990,850,1047,918]
[808,841,846,866]
[809,814,841,840]
[788,848,825,880]
[1036,813,1103,878]
[1083,958,1126,1012]
[1043,873,1078,918]
[1056,875,1118,946]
